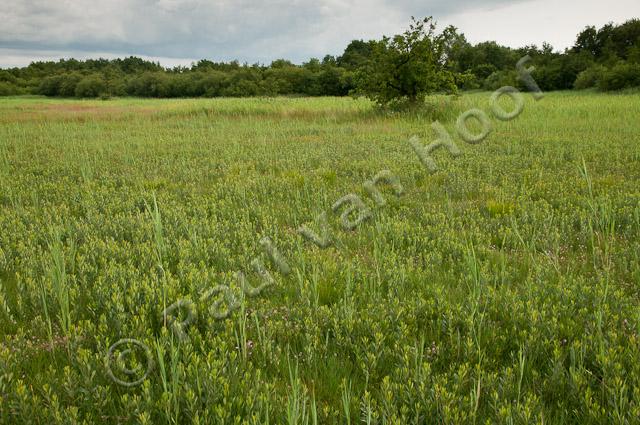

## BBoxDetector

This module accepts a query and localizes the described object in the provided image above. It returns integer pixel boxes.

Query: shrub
[126,72,171,97]
[221,70,263,97]
[58,73,83,97]
[534,54,592,91]
[318,67,349,96]
[164,73,205,98]
[105,78,127,97]
[37,73,84,97]
[38,75,64,96]
[75,75,107,97]
[482,70,518,91]
[0,82,21,96]
[455,72,480,90]
[198,71,227,97]
[598,62,640,91]
[574,65,606,89]
[472,63,498,80]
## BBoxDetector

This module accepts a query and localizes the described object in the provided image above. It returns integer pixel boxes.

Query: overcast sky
[1,0,639,68]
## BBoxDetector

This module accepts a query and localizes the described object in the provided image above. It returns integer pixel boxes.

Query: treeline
[0,56,355,98]
[446,19,640,92]
[0,19,638,98]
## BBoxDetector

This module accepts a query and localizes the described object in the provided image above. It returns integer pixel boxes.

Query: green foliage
[574,65,606,89]
[37,75,63,96]
[221,68,263,97]
[0,82,20,96]
[472,63,498,80]
[598,62,640,91]
[482,70,518,91]
[74,75,107,98]
[337,40,376,70]
[58,73,83,97]
[126,72,170,97]
[197,70,226,97]
[47,228,73,338]
[0,92,639,422]
[534,53,594,91]
[573,19,640,62]
[354,17,458,106]
[447,19,639,92]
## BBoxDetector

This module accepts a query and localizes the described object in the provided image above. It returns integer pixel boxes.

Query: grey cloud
[0,0,531,64]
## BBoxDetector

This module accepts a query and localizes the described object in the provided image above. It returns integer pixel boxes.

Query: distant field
[0,92,639,423]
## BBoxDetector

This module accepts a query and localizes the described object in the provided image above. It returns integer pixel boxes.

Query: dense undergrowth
[0,92,639,423]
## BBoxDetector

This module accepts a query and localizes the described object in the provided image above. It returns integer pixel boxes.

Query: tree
[573,26,599,57]
[354,17,458,106]
[438,25,470,71]
[337,40,376,70]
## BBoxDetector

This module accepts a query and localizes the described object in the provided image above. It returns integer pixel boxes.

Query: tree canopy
[354,17,458,106]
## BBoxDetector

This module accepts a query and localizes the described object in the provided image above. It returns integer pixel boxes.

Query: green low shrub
[574,65,606,89]
[0,81,21,96]
[75,75,107,98]
[598,62,640,91]
[482,70,518,91]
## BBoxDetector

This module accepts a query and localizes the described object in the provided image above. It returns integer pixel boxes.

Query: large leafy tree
[338,40,376,70]
[354,17,459,106]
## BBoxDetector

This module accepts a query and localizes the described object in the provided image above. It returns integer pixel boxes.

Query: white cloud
[441,0,640,51]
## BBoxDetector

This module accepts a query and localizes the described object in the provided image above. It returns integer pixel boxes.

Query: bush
[59,73,83,97]
[482,70,518,91]
[37,73,83,97]
[105,78,126,97]
[455,72,480,90]
[598,62,640,91]
[126,72,170,97]
[197,71,227,97]
[534,55,592,91]
[574,65,606,89]
[317,67,349,96]
[38,76,64,96]
[0,82,21,96]
[221,69,264,97]
[75,75,107,97]
[472,63,497,80]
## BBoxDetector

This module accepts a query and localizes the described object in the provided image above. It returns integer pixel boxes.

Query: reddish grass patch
[0,103,157,124]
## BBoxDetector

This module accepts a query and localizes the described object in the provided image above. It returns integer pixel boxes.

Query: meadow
[0,91,639,424]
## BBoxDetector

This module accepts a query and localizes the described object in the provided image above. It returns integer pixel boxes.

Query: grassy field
[0,91,639,424]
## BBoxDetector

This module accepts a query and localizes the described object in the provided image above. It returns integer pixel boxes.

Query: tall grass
[47,227,72,338]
